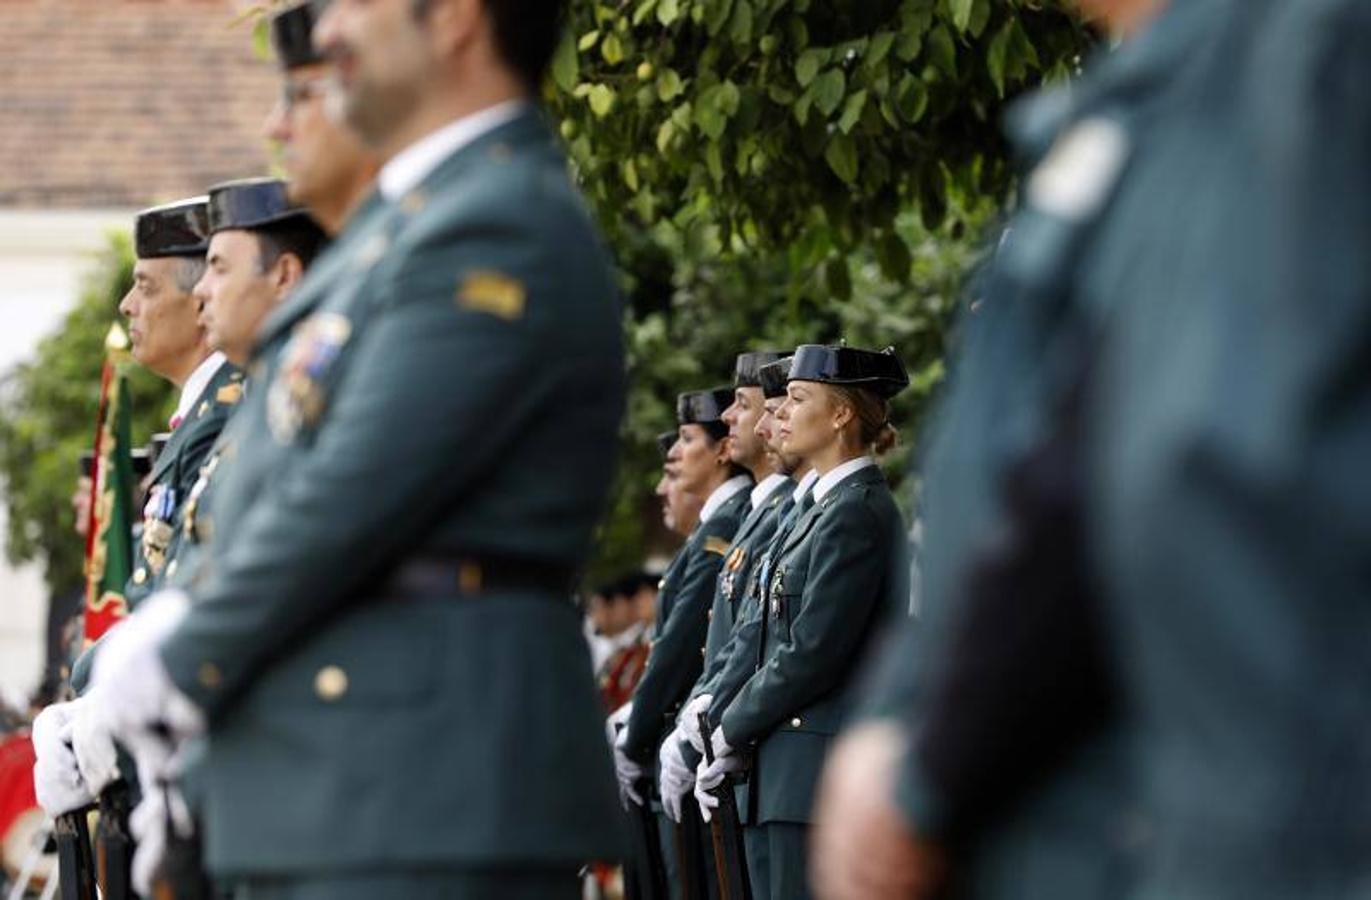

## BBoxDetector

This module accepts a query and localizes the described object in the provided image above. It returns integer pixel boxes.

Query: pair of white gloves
[608,694,745,823]
[30,590,205,896]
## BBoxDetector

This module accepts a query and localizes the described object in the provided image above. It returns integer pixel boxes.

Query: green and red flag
[83,325,136,645]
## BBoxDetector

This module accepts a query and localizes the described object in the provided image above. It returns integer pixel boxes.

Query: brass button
[166,560,178,579]
[790,717,802,728]
[132,567,148,585]
[198,400,210,416]
[198,662,223,689]
[657,578,666,590]
[700,647,706,657]
[706,609,713,621]
[314,666,349,702]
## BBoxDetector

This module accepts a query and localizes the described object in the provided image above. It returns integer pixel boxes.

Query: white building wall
[0,209,134,703]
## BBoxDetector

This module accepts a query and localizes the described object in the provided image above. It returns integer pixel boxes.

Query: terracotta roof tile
[0,1,279,209]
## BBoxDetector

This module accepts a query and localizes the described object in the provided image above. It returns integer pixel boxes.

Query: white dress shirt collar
[378,101,529,201]
[700,474,753,524]
[792,469,819,505]
[813,456,877,503]
[172,352,227,427]
[749,473,789,511]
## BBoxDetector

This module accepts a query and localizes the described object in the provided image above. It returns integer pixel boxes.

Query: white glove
[709,725,733,761]
[679,694,713,754]
[70,695,121,795]
[31,701,94,816]
[90,591,204,753]
[657,729,695,823]
[606,701,633,746]
[694,753,745,823]
[612,724,645,809]
[129,780,193,897]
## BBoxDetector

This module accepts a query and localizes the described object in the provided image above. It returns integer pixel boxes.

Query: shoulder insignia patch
[457,270,526,321]
[704,536,730,556]
[216,383,243,405]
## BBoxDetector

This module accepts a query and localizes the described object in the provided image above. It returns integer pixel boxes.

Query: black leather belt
[390,555,578,599]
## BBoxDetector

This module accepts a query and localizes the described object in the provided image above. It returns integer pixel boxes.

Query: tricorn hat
[270,2,325,70]
[676,387,735,426]
[734,351,788,389]
[207,178,316,234]
[757,356,792,399]
[134,197,209,259]
[655,430,677,459]
[787,344,910,399]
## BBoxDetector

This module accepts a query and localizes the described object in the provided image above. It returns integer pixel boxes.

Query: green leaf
[729,1,754,45]
[876,231,912,281]
[632,0,659,26]
[657,0,680,26]
[813,69,846,116]
[793,86,814,125]
[655,120,676,153]
[987,19,1011,96]
[795,49,825,87]
[550,30,579,92]
[864,31,896,68]
[838,89,867,134]
[949,0,973,32]
[824,133,858,183]
[895,73,928,122]
[601,33,625,64]
[657,68,684,102]
[926,25,956,79]
[705,142,724,182]
[896,21,924,62]
[967,0,991,38]
[588,84,616,118]
[718,80,741,116]
[578,29,601,51]
[621,158,640,191]
[705,0,734,35]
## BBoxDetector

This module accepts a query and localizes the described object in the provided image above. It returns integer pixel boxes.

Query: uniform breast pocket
[766,561,806,641]
[266,312,354,445]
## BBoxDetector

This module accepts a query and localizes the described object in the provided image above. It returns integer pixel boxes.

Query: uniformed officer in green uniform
[699,345,910,900]
[120,197,245,608]
[616,387,752,896]
[657,354,790,844]
[816,3,1371,900]
[262,0,380,238]
[89,0,630,896]
[169,178,326,584]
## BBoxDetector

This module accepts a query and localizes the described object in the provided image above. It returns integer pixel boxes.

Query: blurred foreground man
[814,2,1371,899]
[263,0,380,236]
[89,0,627,897]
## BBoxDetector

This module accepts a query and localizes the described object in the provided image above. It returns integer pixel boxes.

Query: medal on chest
[769,565,786,619]
[268,313,352,443]
[141,484,176,575]
[181,452,222,544]
[720,546,747,601]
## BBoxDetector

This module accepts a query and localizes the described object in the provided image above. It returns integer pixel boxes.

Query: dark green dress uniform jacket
[720,465,907,825]
[1082,2,1371,896]
[677,479,790,770]
[129,360,244,605]
[154,110,629,876]
[620,485,750,766]
[865,3,1371,898]
[69,361,243,694]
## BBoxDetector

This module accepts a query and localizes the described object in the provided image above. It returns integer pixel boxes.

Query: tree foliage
[0,235,173,593]
[547,0,1091,579]
[0,2,1093,592]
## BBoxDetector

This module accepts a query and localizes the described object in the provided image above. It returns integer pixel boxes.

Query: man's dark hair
[256,218,329,274]
[414,0,568,90]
